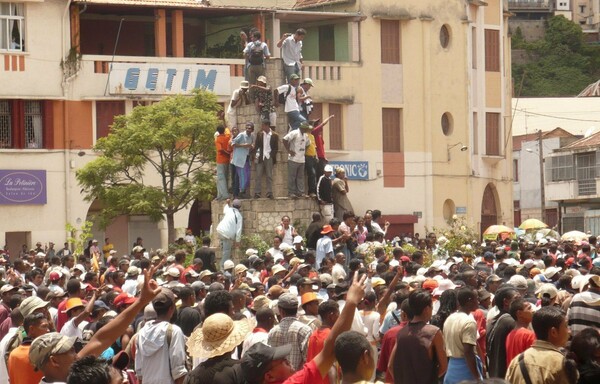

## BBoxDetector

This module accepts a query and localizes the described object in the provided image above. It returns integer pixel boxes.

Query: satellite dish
[585,126,597,138]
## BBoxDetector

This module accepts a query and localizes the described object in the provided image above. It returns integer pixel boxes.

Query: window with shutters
[328,104,342,150]
[382,108,402,153]
[485,29,500,72]
[96,101,125,140]
[380,20,400,64]
[0,3,25,52]
[0,100,50,149]
[485,112,500,156]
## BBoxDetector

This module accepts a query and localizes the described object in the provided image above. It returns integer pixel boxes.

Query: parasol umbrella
[518,218,548,230]
[561,230,588,242]
[535,228,560,241]
[483,225,515,240]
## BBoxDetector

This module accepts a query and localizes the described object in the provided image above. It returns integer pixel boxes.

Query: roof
[562,130,600,151]
[578,79,600,97]
[294,0,351,9]
[72,0,270,10]
[512,128,576,151]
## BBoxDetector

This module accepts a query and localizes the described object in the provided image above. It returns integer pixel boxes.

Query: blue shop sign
[328,161,369,180]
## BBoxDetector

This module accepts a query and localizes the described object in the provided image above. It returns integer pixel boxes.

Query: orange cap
[301,292,319,306]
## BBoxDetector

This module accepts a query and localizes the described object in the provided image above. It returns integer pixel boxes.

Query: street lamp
[525,130,545,221]
[447,142,468,161]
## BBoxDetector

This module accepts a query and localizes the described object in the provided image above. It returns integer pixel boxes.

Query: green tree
[77,90,219,243]
[513,16,600,97]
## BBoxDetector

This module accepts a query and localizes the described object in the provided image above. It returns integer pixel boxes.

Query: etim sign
[108,63,231,96]
[0,170,46,205]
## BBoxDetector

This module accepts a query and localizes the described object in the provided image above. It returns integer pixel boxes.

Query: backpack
[278,85,292,105]
[248,42,264,65]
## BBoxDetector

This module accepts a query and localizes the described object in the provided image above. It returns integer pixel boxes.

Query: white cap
[223,260,235,270]
[293,236,303,244]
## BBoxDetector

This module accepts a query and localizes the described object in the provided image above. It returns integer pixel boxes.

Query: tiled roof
[563,130,600,150]
[294,0,349,9]
[512,128,575,151]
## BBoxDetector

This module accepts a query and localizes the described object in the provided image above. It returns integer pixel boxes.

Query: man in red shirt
[56,279,84,332]
[183,258,204,284]
[310,115,334,179]
[306,300,339,384]
[505,297,536,367]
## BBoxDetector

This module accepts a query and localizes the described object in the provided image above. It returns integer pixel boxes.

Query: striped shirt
[267,317,311,371]
[568,290,600,334]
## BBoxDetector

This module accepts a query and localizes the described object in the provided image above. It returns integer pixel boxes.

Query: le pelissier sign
[108,63,231,96]
[0,170,47,205]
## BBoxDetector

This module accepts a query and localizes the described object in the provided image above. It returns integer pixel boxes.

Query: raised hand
[346,271,367,306]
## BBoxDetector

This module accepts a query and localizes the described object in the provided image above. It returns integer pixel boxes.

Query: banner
[0,170,46,204]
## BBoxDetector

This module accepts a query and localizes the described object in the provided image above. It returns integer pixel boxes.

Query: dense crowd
[1,216,600,384]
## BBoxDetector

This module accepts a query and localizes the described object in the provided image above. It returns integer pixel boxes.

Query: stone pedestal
[212,59,317,264]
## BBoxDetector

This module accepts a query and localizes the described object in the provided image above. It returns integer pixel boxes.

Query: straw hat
[187,313,251,359]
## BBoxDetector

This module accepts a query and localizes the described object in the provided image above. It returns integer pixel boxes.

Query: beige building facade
[0,0,513,254]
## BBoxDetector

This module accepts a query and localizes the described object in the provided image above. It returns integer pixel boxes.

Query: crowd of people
[1,217,600,384]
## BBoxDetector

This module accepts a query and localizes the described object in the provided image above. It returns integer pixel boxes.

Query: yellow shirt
[102,243,113,258]
[306,133,317,157]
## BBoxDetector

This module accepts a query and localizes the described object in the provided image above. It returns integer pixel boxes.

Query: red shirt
[56,298,68,331]
[311,123,326,159]
[307,328,330,363]
[505,327,536,367]
[472,309,487,362]
[377,321,407,382]
[183,265,197,284]
[282,360,322,384]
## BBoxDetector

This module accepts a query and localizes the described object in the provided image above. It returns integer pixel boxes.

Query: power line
[513,108,600,123]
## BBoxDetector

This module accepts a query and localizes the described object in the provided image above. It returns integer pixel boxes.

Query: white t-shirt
[60,318,83,338]
[226,88,244,115]
[0,327,17,383]
[283,129,307,163]
[277,84,299,112]
[332,263,347,284]
[316,237,333,267]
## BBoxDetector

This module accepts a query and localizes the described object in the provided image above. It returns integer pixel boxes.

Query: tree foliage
[512,16,600,97]
[77,89,219,242]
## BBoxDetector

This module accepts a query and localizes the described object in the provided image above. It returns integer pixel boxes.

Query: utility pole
[538,130,545,222]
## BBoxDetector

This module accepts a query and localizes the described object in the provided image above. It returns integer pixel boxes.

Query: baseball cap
[223,260,235,270]
[267,285,286,299]
[127,266,140,277]
[293,236,303,245]
[232,199,242,208]
[165,267,180,278]
[113,292,136,308]
[20,296,50,317]
[199,270,214,280]
[277,293,298,310]
[302,78,315,87]
[319,273,333,286]
[93,300,111,311]
[152,288,175,311]
[486,274,502,283]
[257,75,267,83]
[29,332,78,370]
[49,271,62,281]
[242,341,292,382]
[324,165,333,173]
[245,248,259,257]
[47,288,67,299]
[289,74,300,80]
[35,252,46,258]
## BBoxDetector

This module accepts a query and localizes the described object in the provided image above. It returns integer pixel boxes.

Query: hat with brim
[64,297,84,313]
[321,225,334,234]
[20,296,50,318]
[271,264,287,276]
[187,313,251,359]
[29,332,77,371]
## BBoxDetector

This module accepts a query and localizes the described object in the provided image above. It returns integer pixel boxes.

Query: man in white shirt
[332,252,347,284]
[283,121,311,198]
[316,225,335,269]
[225,81,250,129]
[276,74,306,130]
[216,199,243,268]
[277,28,306,82]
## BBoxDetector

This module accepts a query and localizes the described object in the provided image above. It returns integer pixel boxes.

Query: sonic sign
[327,161,369,180]
[108,63,231,96]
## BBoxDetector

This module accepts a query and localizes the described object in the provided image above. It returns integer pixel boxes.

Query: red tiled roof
[512,128,574,151]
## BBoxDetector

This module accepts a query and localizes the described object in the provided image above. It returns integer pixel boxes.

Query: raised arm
[313,272,366,377]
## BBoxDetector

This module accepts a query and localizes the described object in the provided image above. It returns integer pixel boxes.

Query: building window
[0,100,47,149]
[382,108,402,153]
[96,101,125,139]
[471,27,477,69]
[484,29,500,72]
[547,154,574,182]
[0,3,24,52]
[513,159,518,182]
[485,112,500,156]
[472,112,478,155]
[328,104,342,150]
[440,25,451,48]
[441,112,453,136]
[580,5,586,13]
[380,20,400,64]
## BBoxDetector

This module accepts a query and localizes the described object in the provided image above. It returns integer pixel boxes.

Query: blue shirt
[231,133,253,168]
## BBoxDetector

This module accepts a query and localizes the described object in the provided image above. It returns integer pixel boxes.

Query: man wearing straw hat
[185,312,251,383]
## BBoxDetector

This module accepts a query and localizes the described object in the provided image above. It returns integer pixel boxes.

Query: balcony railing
[508,1,552,10]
